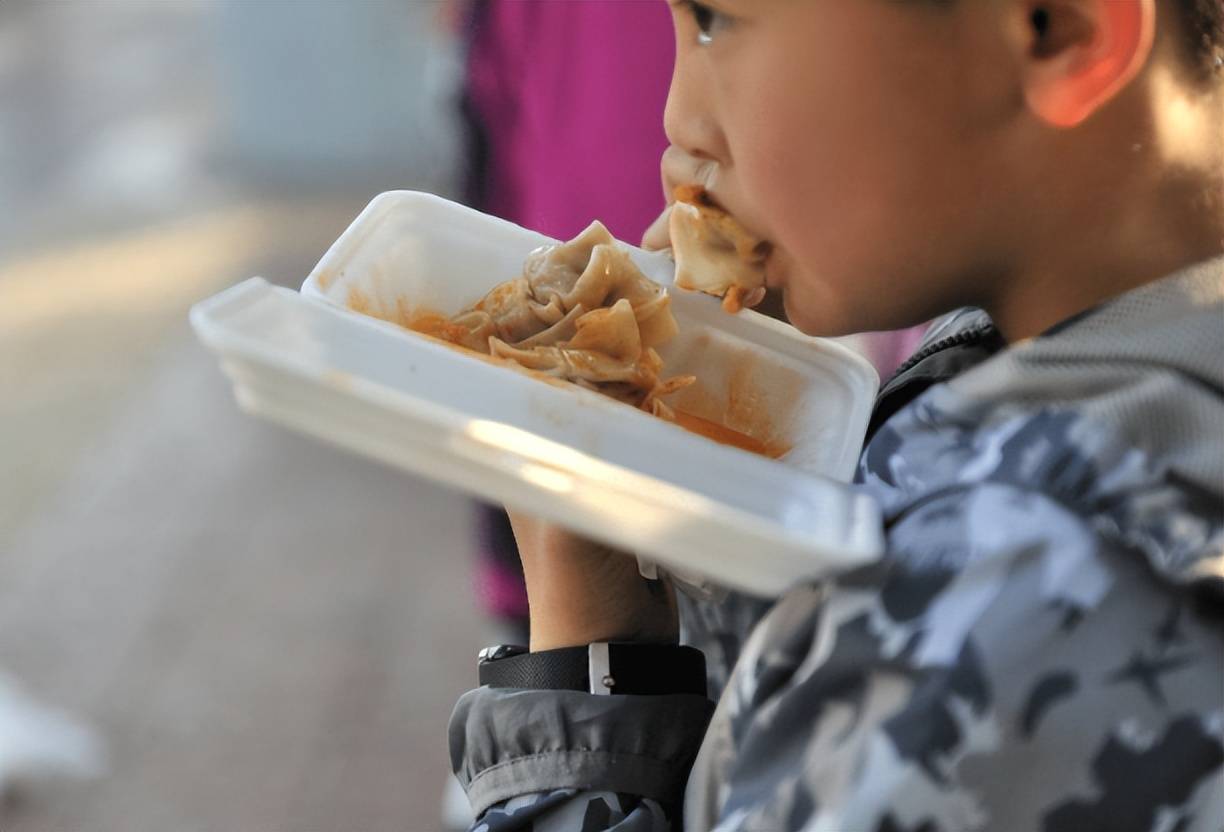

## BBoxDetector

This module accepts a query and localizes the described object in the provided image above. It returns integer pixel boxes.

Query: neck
[989,200,1222,342]
[988,84,1223,341]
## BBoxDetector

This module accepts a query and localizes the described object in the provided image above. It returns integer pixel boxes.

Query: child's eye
[678,0,732,45]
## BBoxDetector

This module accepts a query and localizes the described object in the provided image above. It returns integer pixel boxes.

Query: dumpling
[446,309,497,352]
[526,226,677,346]
[418,223,693,414]
[470,278,541,342]
[512,303,587,349]
[566,298,643,362]
[522,220,617,301]
[669,185,769,313]
[383,219,779,455]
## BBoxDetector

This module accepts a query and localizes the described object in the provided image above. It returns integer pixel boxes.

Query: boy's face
[665,0,1021,336]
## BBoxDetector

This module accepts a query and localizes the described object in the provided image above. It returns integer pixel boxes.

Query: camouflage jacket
[450,257,1224,832]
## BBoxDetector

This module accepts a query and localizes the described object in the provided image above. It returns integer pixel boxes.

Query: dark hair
[1177,0,1224,82]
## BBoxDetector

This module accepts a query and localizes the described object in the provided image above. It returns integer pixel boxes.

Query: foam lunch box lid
[191,191,884,597]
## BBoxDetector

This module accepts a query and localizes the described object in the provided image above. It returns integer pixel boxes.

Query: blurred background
[0,1,482,829]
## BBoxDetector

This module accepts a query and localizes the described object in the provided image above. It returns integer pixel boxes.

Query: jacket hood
[948,255,1224,592]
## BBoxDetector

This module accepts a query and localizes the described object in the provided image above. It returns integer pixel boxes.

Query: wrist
[527,557,678,651]
[509,515,679,651]
[528,575,677,651]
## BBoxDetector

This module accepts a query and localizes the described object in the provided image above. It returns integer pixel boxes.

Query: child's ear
[1013,0,1156,128]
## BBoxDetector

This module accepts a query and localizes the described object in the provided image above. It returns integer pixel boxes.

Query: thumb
[641,205,673,251]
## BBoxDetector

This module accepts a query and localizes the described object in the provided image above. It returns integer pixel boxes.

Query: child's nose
[663,57,729,168]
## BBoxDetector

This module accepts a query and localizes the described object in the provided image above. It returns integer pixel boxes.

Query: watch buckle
[588,642,614,695]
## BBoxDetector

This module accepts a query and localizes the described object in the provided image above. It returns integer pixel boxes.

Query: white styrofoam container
[192,191,883,596]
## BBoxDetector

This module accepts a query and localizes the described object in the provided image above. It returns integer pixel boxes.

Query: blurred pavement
[0,2,481,829]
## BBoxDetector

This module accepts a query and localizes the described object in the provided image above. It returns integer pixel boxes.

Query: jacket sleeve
[449,687,714,830]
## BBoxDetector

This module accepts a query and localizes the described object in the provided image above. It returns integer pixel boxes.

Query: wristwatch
[477,642,707,696]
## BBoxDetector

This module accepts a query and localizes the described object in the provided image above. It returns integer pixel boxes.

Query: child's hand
[641,145,719,251]
[506,512,678,652]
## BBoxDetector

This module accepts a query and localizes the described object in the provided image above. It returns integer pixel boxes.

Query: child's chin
[782,295,858,339]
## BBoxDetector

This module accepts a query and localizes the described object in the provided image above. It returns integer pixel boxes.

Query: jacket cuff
[449,686,714,816]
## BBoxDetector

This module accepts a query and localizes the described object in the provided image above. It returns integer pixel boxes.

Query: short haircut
[1178,0,1224,82]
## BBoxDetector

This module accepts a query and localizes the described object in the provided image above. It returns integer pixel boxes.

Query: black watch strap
[478,642,707,696]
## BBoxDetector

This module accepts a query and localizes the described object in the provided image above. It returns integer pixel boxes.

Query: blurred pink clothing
[464,0,675,242]
[859,327,929,379]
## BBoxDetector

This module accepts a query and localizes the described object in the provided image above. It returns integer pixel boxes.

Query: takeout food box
[191,191,884,596]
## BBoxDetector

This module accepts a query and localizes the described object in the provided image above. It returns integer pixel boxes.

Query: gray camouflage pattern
[450,258,1224,831]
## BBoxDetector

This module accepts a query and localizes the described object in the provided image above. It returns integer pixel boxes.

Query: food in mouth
[668,185,770,314]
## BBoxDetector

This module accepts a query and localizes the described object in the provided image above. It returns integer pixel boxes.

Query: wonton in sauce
[396,221,781,457]
[420,221,695,419]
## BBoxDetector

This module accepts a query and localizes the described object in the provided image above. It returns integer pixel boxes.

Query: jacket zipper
[887,322,999,382]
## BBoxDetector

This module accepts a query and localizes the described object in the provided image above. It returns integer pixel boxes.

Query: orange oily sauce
[670,408,783,455]
[400,309,478,344]
[721,285,745,314]
[669,408,783,458]
[372,299,784,459]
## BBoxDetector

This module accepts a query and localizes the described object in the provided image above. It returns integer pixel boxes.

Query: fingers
[641,206,672,251]
[742,286,767,309]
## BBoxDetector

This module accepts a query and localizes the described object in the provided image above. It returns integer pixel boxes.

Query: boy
[450,0,1224,829]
